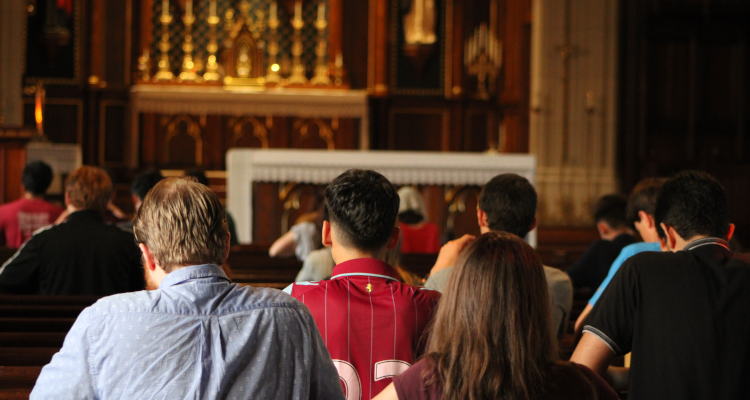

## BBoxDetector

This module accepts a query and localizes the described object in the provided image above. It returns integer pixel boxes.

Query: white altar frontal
[227,149,537,246]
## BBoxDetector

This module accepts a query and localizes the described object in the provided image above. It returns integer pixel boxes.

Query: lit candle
[294,1,302,22]
[335,52,343,68]
[162,0,169,17]
[185,0,192,17]
[317,1,325,23]
[209,0,216,18]
[270,1,277,20]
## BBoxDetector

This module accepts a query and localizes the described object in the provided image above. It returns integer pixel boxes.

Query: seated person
[185,168,239,245]
[565,194,637,291]
[0,166,143,295]
[397,186,441,254]
[269,211,321,261]
[285,169,441,400]
[374,232,617,400]
[574,177,665,333]
[115,169,164,232]
[31,177,343,399]
[295,246,335,282]
[0,161,63,248]
[572,171,750,398]
[425,173,573,340]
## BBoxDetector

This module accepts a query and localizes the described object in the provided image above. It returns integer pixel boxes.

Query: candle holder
[265,14,282,84]
[178,12,199,82]
[203,14,221,82]
[137,48,151,82]
[464,23,502,100]
[287,17,308,85]
[153,12,175,82]
[309,18,331,86]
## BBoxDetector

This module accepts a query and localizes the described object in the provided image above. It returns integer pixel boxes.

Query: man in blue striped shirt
[31,177,343,400]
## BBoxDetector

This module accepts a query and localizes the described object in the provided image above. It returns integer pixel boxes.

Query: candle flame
[35,82,45,136]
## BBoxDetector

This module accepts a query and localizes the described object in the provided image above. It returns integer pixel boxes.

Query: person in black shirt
[566,194,637,291]
[571,171,750,399]
[0,166,143,295]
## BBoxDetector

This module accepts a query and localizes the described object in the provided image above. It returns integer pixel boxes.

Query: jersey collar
[683,237,730,251]
[330,258,400,281]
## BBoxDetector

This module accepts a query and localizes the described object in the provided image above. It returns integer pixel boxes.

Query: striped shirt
[287,258,441,400]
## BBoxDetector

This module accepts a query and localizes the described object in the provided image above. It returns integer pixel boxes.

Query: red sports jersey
[0,198,63,248]
[289,258,440,400]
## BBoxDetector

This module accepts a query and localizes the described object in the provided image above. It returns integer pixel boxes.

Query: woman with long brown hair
[374,232,617,400]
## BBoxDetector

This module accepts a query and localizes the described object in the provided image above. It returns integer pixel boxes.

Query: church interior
[1,0,750,398]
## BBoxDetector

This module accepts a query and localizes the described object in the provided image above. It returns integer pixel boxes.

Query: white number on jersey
[334,359,412,400]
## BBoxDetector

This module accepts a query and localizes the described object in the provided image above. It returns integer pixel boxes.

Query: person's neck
[330,245,387,265]
[671,234,710,251]
[66,205,85,214]
[23,192,44,200]
[601,228,633,241]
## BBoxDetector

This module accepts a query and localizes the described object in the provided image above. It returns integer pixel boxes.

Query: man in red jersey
[285,169,441,400]
[0,161,63,248]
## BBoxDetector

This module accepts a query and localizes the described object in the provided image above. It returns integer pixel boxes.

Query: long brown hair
[423,231,556,400]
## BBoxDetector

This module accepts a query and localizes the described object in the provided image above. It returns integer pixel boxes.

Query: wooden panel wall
[619,0,750,248]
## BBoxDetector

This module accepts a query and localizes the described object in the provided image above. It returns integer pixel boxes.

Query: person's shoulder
[288,280,325,298]
[620,241,660,256]
[82,290,157,319]
[543,265,572,283]
[403,282,441,302]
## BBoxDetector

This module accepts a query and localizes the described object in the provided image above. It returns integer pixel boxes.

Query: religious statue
[402,0,436,45]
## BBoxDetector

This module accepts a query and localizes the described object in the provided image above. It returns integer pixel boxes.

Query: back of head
[65,166,112,213]
[325,169,399,251]
[594,194,629,229]
[134,177,228,272]
[655,170,729,240]
[479,174,537,237]
[23,161,54,196]
[425,231,555,400]
[185,168,210,186]
[131,169,165,201]
[397,186,427,224]
[626,177,666,223]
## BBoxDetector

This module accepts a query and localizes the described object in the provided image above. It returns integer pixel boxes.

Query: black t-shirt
[566,233,637,290]
[584,238,750,399]
[0,210,144,295]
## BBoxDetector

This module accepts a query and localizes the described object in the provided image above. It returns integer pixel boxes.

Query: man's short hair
[23,161,54,196]
[134,177,228,272]
[65,166,112,213]
[655,170,729,240]
[325,169,399,251]
[131,169,164,201]
[626,177,666,223]
[594,194,629,229]
[478,174,537,238]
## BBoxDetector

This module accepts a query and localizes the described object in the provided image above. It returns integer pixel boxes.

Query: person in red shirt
[0,161,63,248]
[397,186,441,254]
[286,169,441,400]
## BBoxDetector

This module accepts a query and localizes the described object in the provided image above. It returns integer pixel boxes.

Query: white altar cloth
[227,149,537,245]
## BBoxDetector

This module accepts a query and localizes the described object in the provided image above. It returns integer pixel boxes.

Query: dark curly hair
[479,174,537,238]
[325,169,399,251]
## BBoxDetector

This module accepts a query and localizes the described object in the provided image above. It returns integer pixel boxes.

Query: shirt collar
[330,258,400,281]
[159,264,230,288]
[66,209,104,222]
[683,237,730,252]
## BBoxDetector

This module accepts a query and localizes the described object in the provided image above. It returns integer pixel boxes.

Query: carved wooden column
[530,0,619,226]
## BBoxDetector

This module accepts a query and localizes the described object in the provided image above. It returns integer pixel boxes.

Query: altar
[227,149,537,246]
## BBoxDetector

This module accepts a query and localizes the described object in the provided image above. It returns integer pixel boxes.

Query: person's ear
[726,223,735,242]
[224,233,231,261]
[477,208,488,228]
[660,223,678,252]
[528,217,537,233]
[638,211,654,228]
[596,221,610,238]
[322,220,333,247]
[139,243,157,272]
[386,226,401,250]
